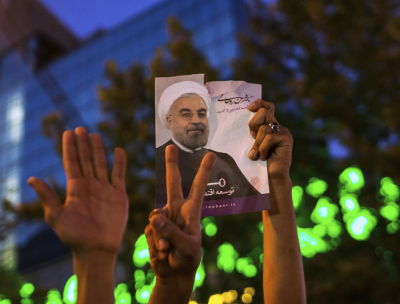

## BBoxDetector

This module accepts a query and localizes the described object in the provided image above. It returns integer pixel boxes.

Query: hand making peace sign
[145,145,216,280]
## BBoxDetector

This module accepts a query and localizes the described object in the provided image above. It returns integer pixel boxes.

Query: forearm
[149,275,195,304]
[73,251,117,304]
[263,176,306,304]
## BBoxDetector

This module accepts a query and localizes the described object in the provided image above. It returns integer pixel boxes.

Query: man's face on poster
[166,95,210,150]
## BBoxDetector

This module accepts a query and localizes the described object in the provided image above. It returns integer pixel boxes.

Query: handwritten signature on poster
[217,94,254,105]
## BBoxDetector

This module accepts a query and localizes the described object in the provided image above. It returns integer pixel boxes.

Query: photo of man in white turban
[156,80,261,215]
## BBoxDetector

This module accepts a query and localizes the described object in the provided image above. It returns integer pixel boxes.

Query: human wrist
[151,274,195,304]
[73,249,117,276]
[268,173,292,183]
[72,250,117,304]
[267,174,293,215]
[155,271,196,286]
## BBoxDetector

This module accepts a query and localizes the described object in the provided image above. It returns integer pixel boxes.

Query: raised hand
[247,99,293,179]
[145,145,216,304]
[246,101,306,303]
[27,127,128,255]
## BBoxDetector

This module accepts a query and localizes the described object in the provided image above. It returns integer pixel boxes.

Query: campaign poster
[155,74,270,216]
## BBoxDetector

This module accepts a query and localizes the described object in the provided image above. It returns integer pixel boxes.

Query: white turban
[158,81,211,129]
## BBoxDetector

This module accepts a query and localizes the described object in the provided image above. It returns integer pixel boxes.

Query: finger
[145,224,169,260]
[150,214,199,258]
[145,225,160,260]
[111,147,126,190]
[75,127,94,178]
[248,108,278,136]
[188,152,217,214]
[248,99,275,115]
[89,133,108,182]
[248,124,273,160]
[149,208,168,220]
[27,177,62,225]
[62,131,82,179]
[165,145,183,202]
[259,131,291,161]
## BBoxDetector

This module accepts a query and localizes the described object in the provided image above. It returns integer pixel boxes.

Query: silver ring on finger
[269,122,279,133]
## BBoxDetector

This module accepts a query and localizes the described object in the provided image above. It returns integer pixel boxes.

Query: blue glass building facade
[0,0,246,289]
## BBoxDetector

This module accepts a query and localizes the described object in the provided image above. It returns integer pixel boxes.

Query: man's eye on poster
[155,74,270,217]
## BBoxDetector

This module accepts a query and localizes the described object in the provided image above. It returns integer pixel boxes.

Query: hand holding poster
[155,74,270,216]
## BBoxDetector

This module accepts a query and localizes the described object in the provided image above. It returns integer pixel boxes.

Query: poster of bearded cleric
[155,74,270,217]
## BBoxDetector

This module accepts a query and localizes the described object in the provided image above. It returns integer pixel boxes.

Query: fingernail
[152,216,165,229]
[248,149,256,159]
[248,103,256,110]
[250,131,256,139]
[158,238,169,250]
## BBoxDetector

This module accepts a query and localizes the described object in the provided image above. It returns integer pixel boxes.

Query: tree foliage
[231,0,400,303]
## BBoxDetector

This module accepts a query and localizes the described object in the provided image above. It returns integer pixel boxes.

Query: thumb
[150,214,199,258]
[27,177,62,224]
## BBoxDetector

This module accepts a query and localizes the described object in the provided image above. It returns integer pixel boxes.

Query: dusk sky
[38,0,164,39]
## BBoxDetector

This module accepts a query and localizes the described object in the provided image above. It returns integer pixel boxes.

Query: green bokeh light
[346,210,377,240]
[243,264,257,277]
[115,283,128,297]
[63,275,77,304]
[306,178,328,198]
[312,224,327,237]
[202,216,215,226]
[380,177,400,201]
[115,289,131,304]
[134,234,150,267]
[330,237,341,247]
[194,260,206,290]
[45,289,63,304]
[146,269,155,283]
[383,251,394,261]
[297,227,330,258]
[205,223,217,237]
[379,202,400,221]
[258,222,263,233]
[339,194,360,213]
[135,277,155,304]
[235,257,257,277]
[134,270,146,289]
[19,283,35,298]
[310,198,339,224]
[339,167,365,192]
[326,221,343,238]
[292,186,304,209]
[386,221,400,234]
[217,243,239,273]
[0,300,11,304]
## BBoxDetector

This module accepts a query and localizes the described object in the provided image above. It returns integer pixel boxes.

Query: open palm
[28,127,128,255]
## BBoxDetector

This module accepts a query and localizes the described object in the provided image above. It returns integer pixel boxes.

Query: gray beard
[174,130,209,150]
